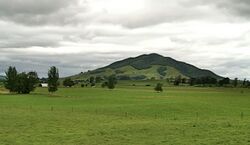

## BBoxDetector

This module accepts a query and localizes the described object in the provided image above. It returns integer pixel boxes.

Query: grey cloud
[0,0,249,79]
[0,0,73,15]
[99,0,226,28]
[0,0,86,26]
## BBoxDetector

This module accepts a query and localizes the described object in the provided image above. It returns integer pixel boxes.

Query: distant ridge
[69,53,223,80]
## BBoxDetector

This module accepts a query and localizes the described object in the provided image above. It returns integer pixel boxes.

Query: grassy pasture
[0,85,250,145]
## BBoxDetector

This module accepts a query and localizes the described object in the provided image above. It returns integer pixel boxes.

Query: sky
[0,0,250,79]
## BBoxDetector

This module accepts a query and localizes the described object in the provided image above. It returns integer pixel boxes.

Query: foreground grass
[0,86,250,145]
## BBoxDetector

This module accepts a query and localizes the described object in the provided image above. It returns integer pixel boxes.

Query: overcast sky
[0,0,250,79]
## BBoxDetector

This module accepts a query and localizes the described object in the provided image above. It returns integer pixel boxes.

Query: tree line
[63,75,117,90]
[3,66,249,94]
[171,75,250,87]
[4,66,59,94]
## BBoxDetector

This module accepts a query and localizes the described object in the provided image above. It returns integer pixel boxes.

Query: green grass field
[0,85,250,145]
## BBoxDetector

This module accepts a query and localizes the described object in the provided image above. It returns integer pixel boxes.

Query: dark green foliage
[174,75,181,86]
[157,67,167,76]
[242,79,250,88]
[218,77,230,86]
[48,66,59,92]
[4,67,38,94]
[155,83,163,92]
[16,72,38,94]
[247,81,250,87]
[27,71,39,92]
[189,76,218,86]
[131,75,146,80]
[101,82,108,88]
[189,78,195,86]
[4,66,17,92]
[115,70,124,74]
[95,76,102,83]
[89,76,95,84]
[90,76,95,83]
[63,78,74,87]
[243,79,247,87]
[101,53,222,79]
[233,78,238,87]
[89,69,105,74]
[117,75,131,80]
[107,75,116,89]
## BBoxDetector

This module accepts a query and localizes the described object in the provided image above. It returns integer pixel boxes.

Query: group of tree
[63,78,74,87]
[242,79,250,88]
[189,76,219,86]
[4,67,39,94]
[101,75,117,89]
[4,66,59,94]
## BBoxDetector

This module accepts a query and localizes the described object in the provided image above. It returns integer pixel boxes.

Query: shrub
[155,83,163,92]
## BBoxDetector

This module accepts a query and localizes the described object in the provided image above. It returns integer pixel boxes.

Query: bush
[63,78,74,87]
[155,83,163,92]
[101,82,108,88]
[107,75,116,89]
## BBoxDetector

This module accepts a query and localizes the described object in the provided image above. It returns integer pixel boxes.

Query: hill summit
[70,53,222,80]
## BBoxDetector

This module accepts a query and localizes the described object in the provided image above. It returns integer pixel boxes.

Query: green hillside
[69,53,222,81]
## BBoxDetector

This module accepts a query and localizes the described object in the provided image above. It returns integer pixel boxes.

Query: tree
[101,82,108,88]
[243,79,247,87]
[189,78,196,86]
[218,77,230,87]
[107,75,116,89]
[95,76,102,83]
[4,66,17,92]
[233,78,238,87]
[27,71,39,92]
[48,66,59,92]
[63,78,74,87]
[16,72,28,94]
[154,83,163,92]
[89,76,95,86]
[14,71,38,94]
[5,66,38,94]
[247,80,250,88]
[174,75,181,86]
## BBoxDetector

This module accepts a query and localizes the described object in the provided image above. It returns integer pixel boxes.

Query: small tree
[107,75,116,89]
[233,78,238,87]
[155,83,163,92]
[243,79,247,87]
[27,71,39,92]
[15,72,38,94]
[4,66,18,92]
[174,75,181,86]
[101,82,108,88]
[89,76,95,86]
[48,66,59,92]
[95,76,102,83]
[63,78,74,87]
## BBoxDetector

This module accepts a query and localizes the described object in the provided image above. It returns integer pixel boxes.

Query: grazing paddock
[0,86,250,145]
